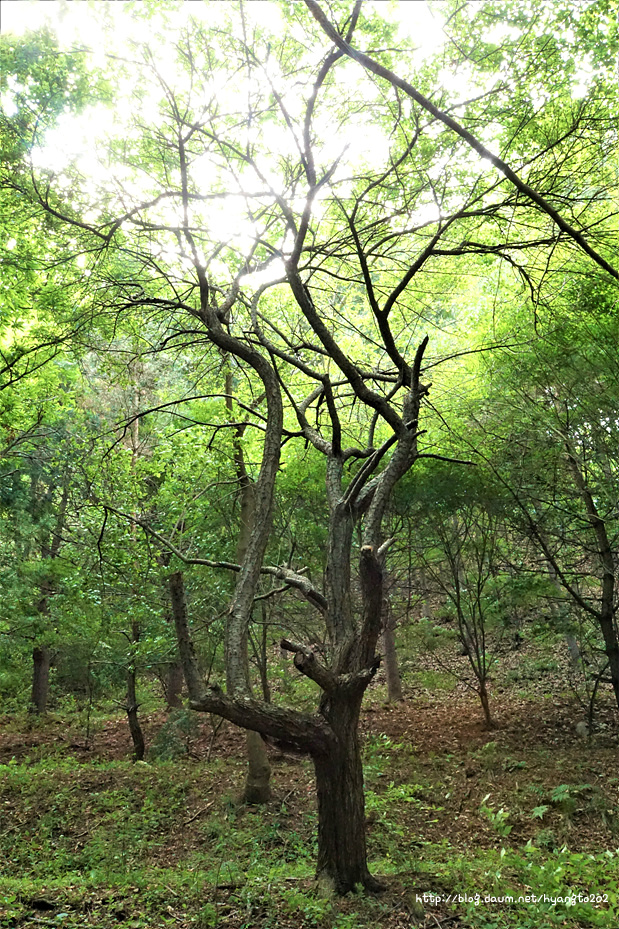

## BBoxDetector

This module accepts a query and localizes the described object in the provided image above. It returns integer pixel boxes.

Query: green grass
[407,669,458,692]
[1,704,618,928]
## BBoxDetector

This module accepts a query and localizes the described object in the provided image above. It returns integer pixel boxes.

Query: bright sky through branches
[1,0,445,51]
[3,0,604,293]
[1,1,445,172]
[1,0,448,276]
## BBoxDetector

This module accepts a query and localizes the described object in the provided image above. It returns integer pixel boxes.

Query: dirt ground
[1,652,618,929]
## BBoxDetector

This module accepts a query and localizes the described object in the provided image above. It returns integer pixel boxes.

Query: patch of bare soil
[2,668,618,929]
[2,644,618,875]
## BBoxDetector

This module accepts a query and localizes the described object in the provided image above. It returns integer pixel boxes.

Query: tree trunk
[244,729,272,803]
[225,372,272,804]
[160,561,185,711]
[562,440,619,713]
[381,592,403,702]
[256,608,272,703]
[126,665,145,761]
[419,569,432,620]
[313,691,382,894]
[599,609,619,714]
[565,633,582,670]
[545,556,582,670]
[169,571,204,702]
[29,485,67,716]
[239,623,271,803]
[165,659,184,710]
[30,645,51,714]
[478,681,495,730]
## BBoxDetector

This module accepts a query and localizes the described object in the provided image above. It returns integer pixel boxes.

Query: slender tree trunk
[381,590,402,702]
[478,681,495,730]
[564,442,619,713]
[30,645,51,714]
[126,389,146,758]
[313,690,382,894]
[226,370,272,803]
[126,664,145,761]
[565,633,582,670]
[420,568,432,621]
[31,581,53,714]
[241,624,271,803]
[169,571,204,699]
[256,608,272,703]
[545,555,583,669]
[29,486,68,716]
[382,622,402,703]
[126,612,145,760]
[159,558,185,711]
[599,609,619,713]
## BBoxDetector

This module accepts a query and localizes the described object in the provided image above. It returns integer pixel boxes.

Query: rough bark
[189,686,335,756]
[165,660,184,710]
[313,690,383,894]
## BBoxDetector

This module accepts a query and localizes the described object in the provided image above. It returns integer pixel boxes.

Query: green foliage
[363,733,412,781]
[1,0,619,917]
[148,709,199,761]
[1,691,618,929]
[479,794,513,837]
[506,656,559,683]
[0,27,103,162]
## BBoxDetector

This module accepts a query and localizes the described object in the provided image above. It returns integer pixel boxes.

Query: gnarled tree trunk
[313,689,381,893]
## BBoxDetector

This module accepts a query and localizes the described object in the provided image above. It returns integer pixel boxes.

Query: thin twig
[183,800,214,825]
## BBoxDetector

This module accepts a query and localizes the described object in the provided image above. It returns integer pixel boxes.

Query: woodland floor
[1,644,618,928]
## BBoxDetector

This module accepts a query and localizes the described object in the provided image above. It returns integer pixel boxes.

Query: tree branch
[102,505,327,612]
[304,0,619,282]
[190,685,335,756]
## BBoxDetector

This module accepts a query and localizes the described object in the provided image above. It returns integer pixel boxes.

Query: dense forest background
[1,0,618,926]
